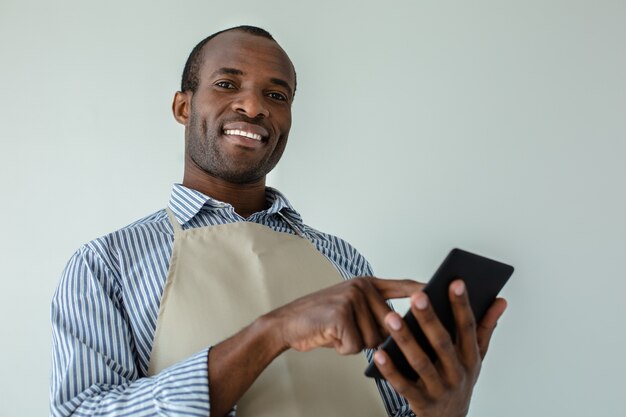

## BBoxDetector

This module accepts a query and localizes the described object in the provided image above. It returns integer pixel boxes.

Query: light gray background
[1,0,624,416]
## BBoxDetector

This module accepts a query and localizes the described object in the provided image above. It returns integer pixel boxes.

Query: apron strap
[166,206,304,239]
[277,211,306,239]
[165,207,183,235]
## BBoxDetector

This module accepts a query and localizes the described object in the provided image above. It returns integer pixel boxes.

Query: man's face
[185,31,296,184]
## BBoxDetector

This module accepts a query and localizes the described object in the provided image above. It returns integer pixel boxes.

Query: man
[51,26,507,417]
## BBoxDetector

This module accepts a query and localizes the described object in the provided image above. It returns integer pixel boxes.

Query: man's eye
[268,92,287,101]
[215,81,235,89]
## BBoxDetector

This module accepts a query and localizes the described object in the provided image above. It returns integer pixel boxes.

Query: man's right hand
[264,277,425,355]
[208,277,422,416]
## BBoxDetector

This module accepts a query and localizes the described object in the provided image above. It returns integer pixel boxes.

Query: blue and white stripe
[51,184,414,416]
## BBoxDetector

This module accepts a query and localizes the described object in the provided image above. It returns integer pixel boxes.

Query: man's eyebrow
[211,67,244,77]
[270,78,293,98]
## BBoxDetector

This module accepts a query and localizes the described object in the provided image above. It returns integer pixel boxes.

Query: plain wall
[1,1,624,416]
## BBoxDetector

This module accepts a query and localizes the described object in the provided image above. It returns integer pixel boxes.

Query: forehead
[198,31,295,89]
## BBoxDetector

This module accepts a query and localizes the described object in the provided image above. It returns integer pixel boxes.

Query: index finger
[477,297,507,358]
[368,277,425,299]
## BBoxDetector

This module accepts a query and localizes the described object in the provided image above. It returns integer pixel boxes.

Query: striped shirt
[51,184,415,417]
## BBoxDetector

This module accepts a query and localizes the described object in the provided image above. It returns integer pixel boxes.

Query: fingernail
[453,281,465,296]
[414,293,428,310]
[374,352,386,365]
[387,315,402,331]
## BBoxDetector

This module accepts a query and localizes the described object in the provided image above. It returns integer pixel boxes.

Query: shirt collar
[167,183,303,226]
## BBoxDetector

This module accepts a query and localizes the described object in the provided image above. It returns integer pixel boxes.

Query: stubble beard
[186,111,285,185]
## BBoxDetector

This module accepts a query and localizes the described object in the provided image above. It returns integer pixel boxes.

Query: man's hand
[265,277,424,355]
[372,280,507,417]
[208,277,423,417]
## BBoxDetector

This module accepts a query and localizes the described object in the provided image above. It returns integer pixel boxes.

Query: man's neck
[182,162,268,219]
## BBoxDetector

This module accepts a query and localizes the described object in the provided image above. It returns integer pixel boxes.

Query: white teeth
[224,129,262,141]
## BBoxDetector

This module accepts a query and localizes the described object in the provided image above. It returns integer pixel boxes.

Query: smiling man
[50,26,506,417]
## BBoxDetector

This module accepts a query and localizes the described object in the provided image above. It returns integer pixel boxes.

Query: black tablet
[364,248,514,380]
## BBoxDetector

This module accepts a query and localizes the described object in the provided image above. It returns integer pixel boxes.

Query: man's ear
[172,91,191,125]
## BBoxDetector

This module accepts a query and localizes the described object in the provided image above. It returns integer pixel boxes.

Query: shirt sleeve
[50,246,223,417]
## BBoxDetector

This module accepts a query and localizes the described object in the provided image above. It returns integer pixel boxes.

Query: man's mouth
[222,121,270,143]
[223,129,263,141]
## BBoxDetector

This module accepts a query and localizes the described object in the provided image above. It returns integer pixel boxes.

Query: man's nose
[232,90,270,119]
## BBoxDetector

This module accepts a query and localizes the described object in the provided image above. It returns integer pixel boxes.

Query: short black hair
[180,25,295,94]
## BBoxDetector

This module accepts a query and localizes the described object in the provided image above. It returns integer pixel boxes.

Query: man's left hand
[373,280,507,417]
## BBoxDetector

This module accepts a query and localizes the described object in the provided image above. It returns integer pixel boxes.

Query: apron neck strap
[277,211,306,239]
[165,207,183,235]
[165,207,305,239]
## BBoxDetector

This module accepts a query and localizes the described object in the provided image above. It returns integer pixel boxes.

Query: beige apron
[148,209,387,416]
